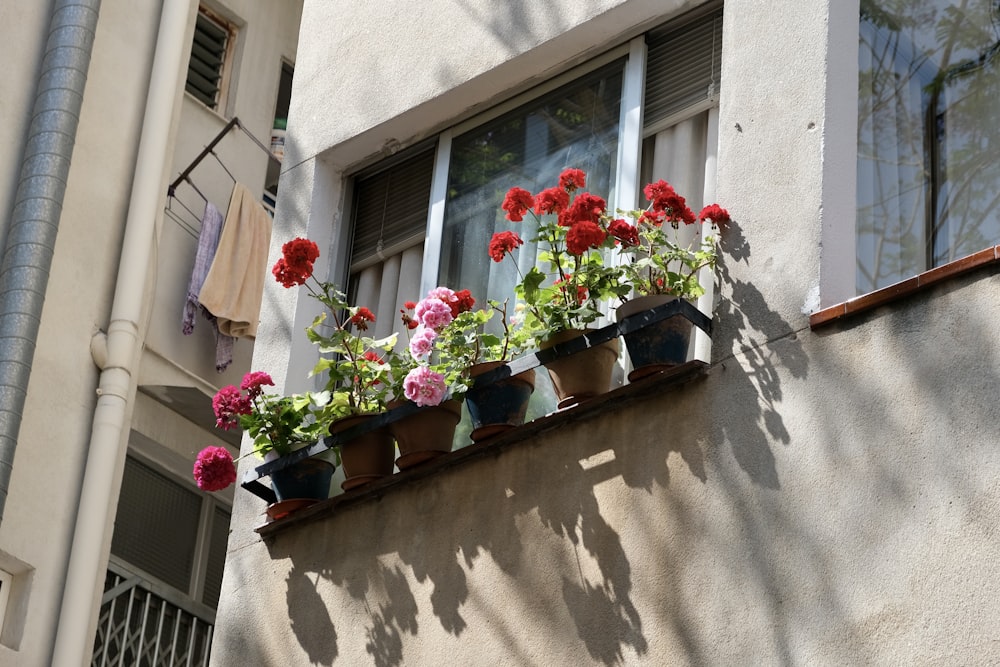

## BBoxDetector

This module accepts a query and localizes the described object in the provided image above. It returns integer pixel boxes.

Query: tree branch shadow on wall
[707,220,809,490]
[266,416,686,666]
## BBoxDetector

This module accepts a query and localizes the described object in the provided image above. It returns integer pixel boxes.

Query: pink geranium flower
[403,366,447,407]
[193,446,237,492]
[408,327,437,360]
[414,296,453,331]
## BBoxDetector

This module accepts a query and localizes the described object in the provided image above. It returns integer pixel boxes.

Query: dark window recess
[186,11,230,109]
[111,457,202,593]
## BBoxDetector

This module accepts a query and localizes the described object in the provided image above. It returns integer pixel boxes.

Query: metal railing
[92,562,215,667]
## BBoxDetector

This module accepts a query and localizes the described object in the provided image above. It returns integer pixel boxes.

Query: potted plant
[611,181,730,378]
[193,371,336,504]
[489,168,630,407]
[404,291,537,442]
[387,287,477,467]
[272,237,403,490]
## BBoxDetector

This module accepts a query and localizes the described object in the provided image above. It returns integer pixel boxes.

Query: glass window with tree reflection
[858,0,1000,293]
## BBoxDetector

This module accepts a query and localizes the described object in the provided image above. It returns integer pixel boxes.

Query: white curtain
[640,108,717,363]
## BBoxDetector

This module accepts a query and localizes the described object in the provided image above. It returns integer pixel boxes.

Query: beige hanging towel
[198,182,273,338]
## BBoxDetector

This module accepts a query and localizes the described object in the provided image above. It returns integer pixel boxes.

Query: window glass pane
[439,61,625,306]
[858,0,1000,293]
[111,457,202,594]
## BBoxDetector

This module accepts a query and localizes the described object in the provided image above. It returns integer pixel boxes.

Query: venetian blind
[644,7,723,131]
[350,147,436,271]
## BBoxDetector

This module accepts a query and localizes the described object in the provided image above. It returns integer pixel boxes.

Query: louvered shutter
[644,8,723,130]
[186,11,229,109]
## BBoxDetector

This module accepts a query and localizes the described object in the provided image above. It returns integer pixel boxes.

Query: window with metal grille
[186,8,235,110]
[111,455,231,608]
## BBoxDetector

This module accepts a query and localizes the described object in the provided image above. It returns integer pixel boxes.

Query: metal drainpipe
[51,0,196,662]
[0,0,102,523]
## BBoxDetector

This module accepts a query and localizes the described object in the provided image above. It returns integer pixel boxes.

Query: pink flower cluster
[193,446,237,492]
[403,366,447,407]
[213,371,274,430]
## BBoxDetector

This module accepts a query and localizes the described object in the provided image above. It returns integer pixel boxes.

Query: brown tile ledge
[255,360,709,538]
[809,245,1000,329]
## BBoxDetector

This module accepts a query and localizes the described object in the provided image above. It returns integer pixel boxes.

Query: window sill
[809,245,1000,330]
[255,359,709,538]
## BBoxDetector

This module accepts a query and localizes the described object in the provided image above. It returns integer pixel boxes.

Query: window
[857,0,1000,294]
[185,7,237,111]
[344,6,723,384]
[110,454,230,609]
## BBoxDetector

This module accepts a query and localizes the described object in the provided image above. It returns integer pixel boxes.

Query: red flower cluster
[450,289,476,317]
[502,187,534,222]
[350,307,376,331]
[559,168,586,191]
[566,220,607,256]
[533,187,569,215]
[554,277,588,304]
[488,230,525,262]
[272,237,320,287]
[608,218,639,247]
[559,192,606,227]
[643,180,696,225]
[193,446,237,492]
[698,203,731,226]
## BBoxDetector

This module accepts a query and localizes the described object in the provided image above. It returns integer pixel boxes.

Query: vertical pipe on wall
[50,0,195,663]
[0,0,102,524]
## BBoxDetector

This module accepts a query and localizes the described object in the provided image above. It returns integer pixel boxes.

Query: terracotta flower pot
[540,328,619,409]
[465,361,535,442]
[388,398,462,469]
[616,294,694,381]
[331,413,396,492]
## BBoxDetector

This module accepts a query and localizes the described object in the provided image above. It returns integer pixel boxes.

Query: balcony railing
[92,561,215,667]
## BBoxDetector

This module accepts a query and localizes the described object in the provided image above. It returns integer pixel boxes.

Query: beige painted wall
[212,0,1000,664]
[0,0,302,663]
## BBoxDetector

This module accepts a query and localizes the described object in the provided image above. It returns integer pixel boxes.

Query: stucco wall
[214,270,1000,666]
[214,0,1000,664]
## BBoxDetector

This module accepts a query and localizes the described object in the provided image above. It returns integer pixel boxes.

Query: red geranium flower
[350,307,376,331]
[643,180,678,212]
[501,187,535,222]
[272,238,320,287]
[488,230,524,262]
[559,168,586,192]
[608,218,639,247]
[698,204,731,226]
[362,350,384,364]
[558,192,606,227]
[565,220,607,255]
[533,187,570,215]
[450,289,476,317]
